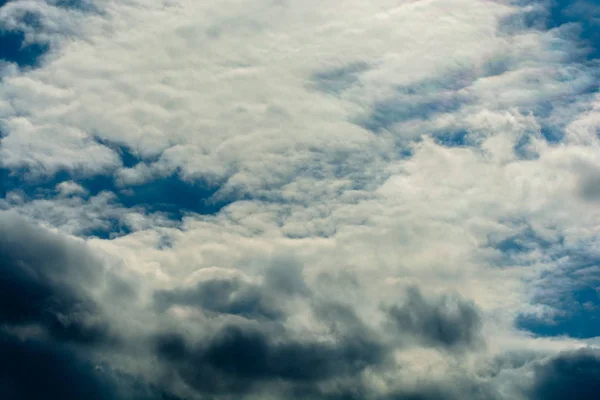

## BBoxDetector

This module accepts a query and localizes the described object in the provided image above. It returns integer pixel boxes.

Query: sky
[1,0,600,399]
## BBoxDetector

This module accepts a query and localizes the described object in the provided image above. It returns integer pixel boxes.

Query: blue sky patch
[53,0,97,12]
[0,29,48,69]
[1,138,230,224]
[0,4,49,69]
[505,1,600,56]
[359,70,473,133]
[517,253,600,339]
[117,174,225,219]
[492,228,557,255]
[84,219,135,241]
[547,0,600,60]
[531,78,600,143]
[433,130,469,148]
[92,138,151,169]
[517,286,600,339]
[497,0,600,144]
[485,226,564,269]
[1,165,228,221]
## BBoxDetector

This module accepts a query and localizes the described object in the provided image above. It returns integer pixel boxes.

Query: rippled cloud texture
[1,0,600,399]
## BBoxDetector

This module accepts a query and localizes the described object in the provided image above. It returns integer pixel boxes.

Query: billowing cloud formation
[2,0,600,399]
[0,212,171,400]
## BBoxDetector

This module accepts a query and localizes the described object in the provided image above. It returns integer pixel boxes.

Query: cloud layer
[2,0,600,399]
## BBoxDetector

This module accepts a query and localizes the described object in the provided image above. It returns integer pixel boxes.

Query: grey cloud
[0,329,184,400]
[152,294,390,398]
[0,214,393,399]
[0,330,117,400]
[2,1,600,398]
[578,167,600,202]
[155,321,387,396]
[154,255,310,320]
[0,211,101,280]
[264,255,310,296]
[311,62,370,95]
[154,277,283,320]
[530,348,600,400]
[385,287,483,350]
[0,212,180,400]
[0,211,112,344]
[0,213,580,400]
[386,383,499,400]
[290,374,501,400]
[313,300,372,337]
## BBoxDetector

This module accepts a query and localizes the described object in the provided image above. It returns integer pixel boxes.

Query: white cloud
[2,0,600,398]
[56,179,88,196]
[0,0,518,189]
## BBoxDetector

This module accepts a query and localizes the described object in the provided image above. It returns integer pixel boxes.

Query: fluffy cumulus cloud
[2,0,600,398]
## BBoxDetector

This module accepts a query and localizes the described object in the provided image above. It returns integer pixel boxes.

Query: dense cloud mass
[0,212,172,400]
[154,277,284,320]
[0,212,110,343]
[386,286,483,350]
[530,348,600,400]
[155,323,386,394]
[1,0,600,399]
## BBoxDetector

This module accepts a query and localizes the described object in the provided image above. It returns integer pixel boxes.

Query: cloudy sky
[1,0,600,399]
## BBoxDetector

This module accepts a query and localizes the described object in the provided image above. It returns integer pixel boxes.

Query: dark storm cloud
[152,281,490,398]
[0,330,184,400]
[0,213,491,400]
[291,374,500,400]
[0,212,112,344]
[0,330,117,400]
[530,348,600,400]
[155,316,387,396]
[385,383,499,400]
[0,212,179,400]
[385,287,483,349]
